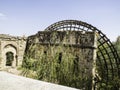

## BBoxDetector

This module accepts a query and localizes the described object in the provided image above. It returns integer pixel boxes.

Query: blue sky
[0,0,120,41]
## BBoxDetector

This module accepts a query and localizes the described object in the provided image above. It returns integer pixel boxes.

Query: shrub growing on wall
[22,31,96,89]
[22,43,92,89]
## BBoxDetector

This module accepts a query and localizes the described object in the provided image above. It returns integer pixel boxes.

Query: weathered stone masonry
[25,30,97,89]
[0,34,26,69]
[0,19,119,89]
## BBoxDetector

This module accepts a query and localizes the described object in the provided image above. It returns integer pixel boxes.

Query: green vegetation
[114,36,120,55]
[22,43,92,89]
[21,33,120,89]
[96,36,120,89]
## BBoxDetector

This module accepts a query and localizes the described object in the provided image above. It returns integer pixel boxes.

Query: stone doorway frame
[3,44,17,68]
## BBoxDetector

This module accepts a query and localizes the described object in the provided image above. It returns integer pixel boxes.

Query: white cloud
[0,13,6,17]
[0,13,7,20]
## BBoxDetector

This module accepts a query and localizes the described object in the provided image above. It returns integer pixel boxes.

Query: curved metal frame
[44,20,120,86]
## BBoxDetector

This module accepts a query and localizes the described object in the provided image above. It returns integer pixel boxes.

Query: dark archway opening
[6,52,14,66]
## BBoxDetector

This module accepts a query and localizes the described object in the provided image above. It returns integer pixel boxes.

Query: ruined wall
[25,30,97,89]
[0,34,26,69]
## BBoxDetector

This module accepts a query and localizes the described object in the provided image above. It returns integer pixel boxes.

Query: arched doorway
[6,52,14,66]
[3,44,17,67]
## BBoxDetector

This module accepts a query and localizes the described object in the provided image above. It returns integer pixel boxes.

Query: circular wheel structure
[45,20,120,88]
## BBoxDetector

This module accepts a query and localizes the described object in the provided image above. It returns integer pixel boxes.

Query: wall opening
[6,52,14,66]
[58,52,62,64]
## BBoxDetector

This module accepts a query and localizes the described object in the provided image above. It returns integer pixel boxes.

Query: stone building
[0,20,119,89]
[0,34,26,69]
[25,30,97,89]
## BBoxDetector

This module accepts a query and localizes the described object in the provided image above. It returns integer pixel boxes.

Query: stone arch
[3,44,17,67]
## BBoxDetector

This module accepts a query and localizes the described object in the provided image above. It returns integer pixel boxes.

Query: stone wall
[25,30,97,89]
[0,34,26,69]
